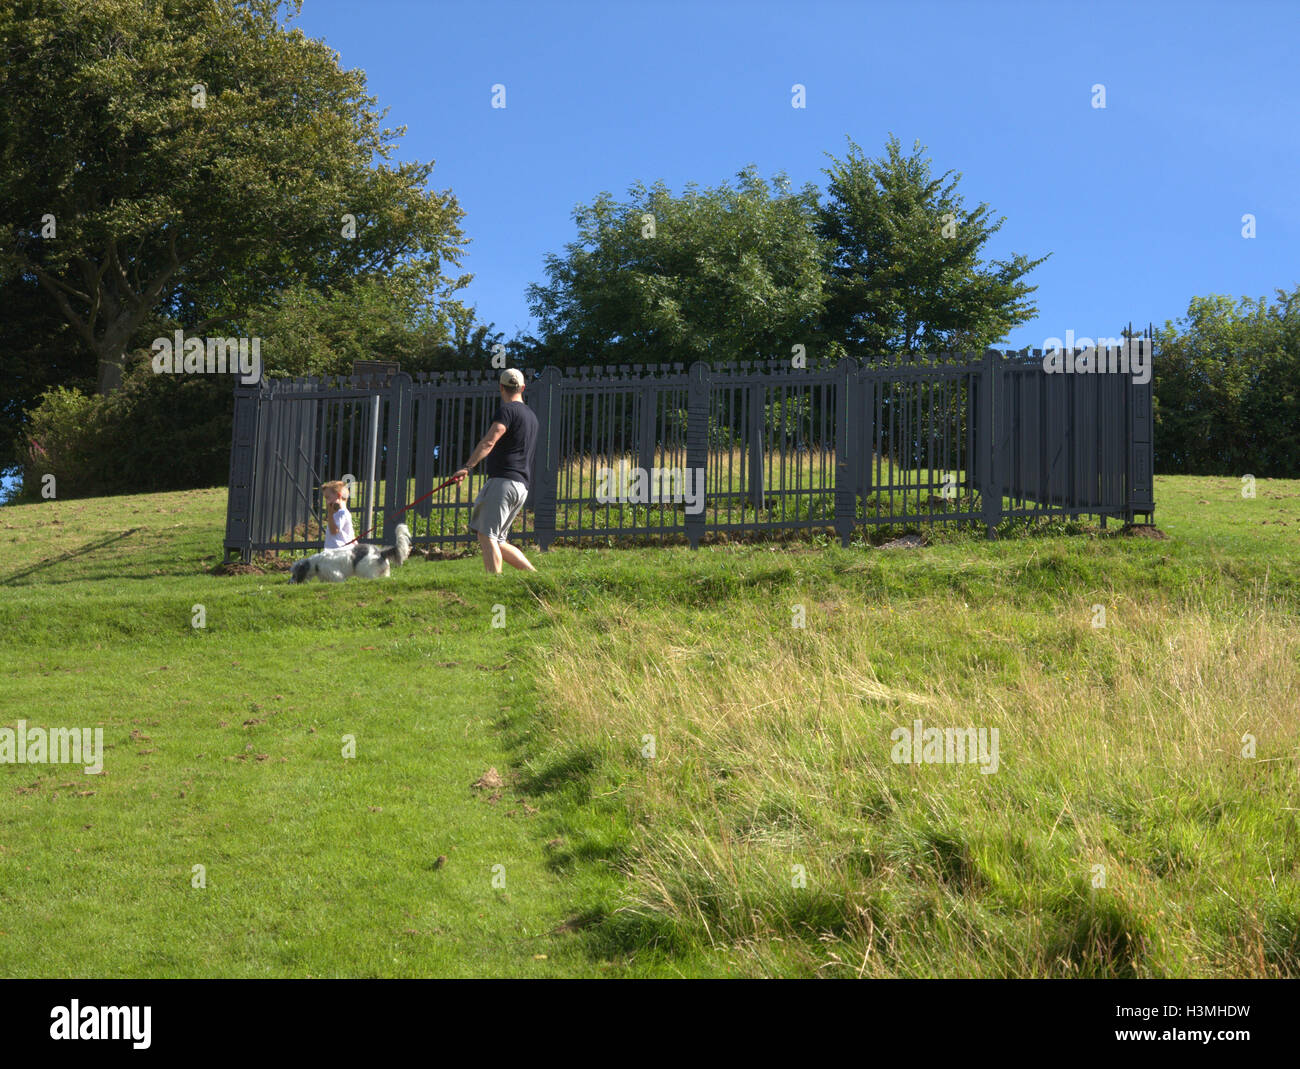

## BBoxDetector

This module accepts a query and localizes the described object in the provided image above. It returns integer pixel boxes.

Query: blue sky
[292,0,1299,348]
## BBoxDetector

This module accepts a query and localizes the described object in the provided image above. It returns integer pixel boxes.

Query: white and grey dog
[289,524,411,583]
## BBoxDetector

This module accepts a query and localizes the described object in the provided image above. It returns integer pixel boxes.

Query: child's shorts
[468,477,528,542]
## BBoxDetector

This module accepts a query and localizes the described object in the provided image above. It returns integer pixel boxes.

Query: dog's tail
[381,523,411,567]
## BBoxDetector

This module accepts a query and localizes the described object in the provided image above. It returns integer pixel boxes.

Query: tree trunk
[33,235,184,397]
[97,353,125,395]
[94,313,140,395]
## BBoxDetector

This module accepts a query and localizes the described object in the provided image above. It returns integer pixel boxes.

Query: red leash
[342,474,464,546]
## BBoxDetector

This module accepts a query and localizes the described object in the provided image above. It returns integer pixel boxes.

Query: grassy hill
[1,476,1298,977]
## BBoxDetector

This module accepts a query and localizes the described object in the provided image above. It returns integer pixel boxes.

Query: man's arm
[453,421,507,481]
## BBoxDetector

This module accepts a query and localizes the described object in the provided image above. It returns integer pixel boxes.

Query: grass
[0,490,636,977]
[1,474,1298,976]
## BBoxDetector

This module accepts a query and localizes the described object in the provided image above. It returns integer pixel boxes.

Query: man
[452,368,539,574]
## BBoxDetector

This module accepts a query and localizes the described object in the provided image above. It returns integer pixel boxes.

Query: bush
[18,355,234,500]
[18,386,108,498]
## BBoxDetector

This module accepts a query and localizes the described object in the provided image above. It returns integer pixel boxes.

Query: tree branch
[26,261,91,305]
[190,313,234,334]
[32,269,96,351]
[108,241,141,306]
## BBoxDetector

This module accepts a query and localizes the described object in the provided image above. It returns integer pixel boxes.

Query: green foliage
[0,274,93,473]
[0,0,471,393]
[817,135,1048,356]
[17,358,233,500]
[528,166,829,365]
[16,385,106,499]
[13,282,531,501]
[244,276,453,379]
[240,274,549,379]
[764,395,812,444]
[1153,288,1300,475]
[527,138,1047,367]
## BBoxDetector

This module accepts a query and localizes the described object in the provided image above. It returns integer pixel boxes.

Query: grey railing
[222,344,1155,562]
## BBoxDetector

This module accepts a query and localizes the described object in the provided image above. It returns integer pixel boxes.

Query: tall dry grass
[536,580,1300,976]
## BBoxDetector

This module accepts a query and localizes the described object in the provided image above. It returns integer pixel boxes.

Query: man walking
[452,368,538,574]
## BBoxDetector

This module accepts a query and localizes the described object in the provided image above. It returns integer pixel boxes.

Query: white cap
[499,368,525,389]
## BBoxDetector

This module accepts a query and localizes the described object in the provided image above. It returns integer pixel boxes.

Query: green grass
[0,490,640,976]
[1,475,1298,976]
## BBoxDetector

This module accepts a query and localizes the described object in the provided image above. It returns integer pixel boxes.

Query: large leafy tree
[817,135,1047,356]
[0,0,470,394]
[527,167,827,365]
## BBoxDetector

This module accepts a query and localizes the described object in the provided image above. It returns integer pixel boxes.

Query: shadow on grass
[545,834,628,874]
[1047,882,1152,978]
[518,747,600,797]
[558,905,694,961]
[1259,906,1300,975]
[0,527,143,586]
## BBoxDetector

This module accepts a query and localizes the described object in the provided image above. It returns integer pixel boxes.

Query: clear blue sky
[291,0,1300,349]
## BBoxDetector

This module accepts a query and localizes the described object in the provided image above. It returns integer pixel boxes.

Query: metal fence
[222,342,1154,562]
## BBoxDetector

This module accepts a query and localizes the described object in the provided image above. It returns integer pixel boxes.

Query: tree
[1153,288,1300,476]
[0,0,471,394]
[817,135,1047,356]
[527,166,828,365]
[0,273,92,475]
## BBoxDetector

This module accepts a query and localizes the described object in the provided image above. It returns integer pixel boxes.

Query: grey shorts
[468,477,528,542]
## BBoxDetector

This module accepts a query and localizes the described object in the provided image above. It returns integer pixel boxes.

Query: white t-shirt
[324,506,354,549]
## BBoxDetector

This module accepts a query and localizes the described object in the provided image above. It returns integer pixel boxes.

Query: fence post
[834,357,859,547]
[224,381,262,563]
[362,391,381,540]
[858,362,873,504]
[980,349,1001,539]
[532,366,562,551]
[748,379,765,514]
[1126,336,1154,524]
[686,361,709,549]
[384,372,413,528]
[638,381,657,476]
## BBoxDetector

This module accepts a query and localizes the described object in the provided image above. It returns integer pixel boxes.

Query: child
[321,480,355,549]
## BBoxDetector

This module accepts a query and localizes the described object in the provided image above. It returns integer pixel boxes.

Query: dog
[289,524,411,583]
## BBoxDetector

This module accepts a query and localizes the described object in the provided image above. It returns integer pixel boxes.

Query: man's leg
[497,540,536,572]
[478,530,502,574]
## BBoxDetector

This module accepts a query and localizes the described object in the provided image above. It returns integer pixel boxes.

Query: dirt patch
[1118,524,1169,540]
[416,547,477,561]
[209,561,263,576]
[472,767,504,791]
[879,534,926,549]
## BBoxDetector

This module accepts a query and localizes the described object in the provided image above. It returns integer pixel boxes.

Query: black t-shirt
[485,400,538,489]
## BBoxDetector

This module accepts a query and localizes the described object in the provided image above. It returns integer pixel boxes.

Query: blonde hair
[322,479,350,502]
